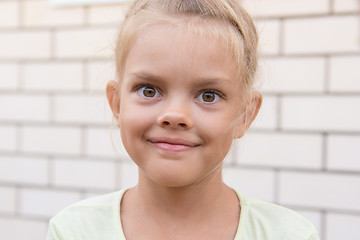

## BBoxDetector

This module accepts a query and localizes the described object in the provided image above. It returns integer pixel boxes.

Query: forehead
[124,23,240,86]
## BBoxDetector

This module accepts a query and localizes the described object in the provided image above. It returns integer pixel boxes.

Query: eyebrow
[128,72,166,84]
[129,71,234,88]
[192,76,234,89]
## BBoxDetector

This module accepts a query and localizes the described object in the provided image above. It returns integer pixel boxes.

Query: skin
[107,23,262,240]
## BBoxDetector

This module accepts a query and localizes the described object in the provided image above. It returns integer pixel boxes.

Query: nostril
[179,123,187,127]
[163,121,170,126]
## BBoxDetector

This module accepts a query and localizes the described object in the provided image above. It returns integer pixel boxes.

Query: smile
[147,137,200,153]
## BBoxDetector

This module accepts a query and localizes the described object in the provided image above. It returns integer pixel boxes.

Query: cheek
[119,100,160,142]
[195,108,238,135]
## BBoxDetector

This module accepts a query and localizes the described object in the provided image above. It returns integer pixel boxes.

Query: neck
[128,168,235,223]
[120,168,240,239]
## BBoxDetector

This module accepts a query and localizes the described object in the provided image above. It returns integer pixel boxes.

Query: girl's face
[113,24,259,188]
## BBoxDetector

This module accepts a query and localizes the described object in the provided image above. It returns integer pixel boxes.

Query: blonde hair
[115,0,258,92]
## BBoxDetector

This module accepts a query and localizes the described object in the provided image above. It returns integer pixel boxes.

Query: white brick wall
[327,135,360,171]
[0,31,51,59]
[279,172,360,211]
[284,16,360,54]
[20,188,81,218]
[52,158,117,190]
[0,2,19,28]
[0,156,48,185]
[118,161,139,189]
[0,94,50,122]
[333,0,359,13]
[256,20,281,55]
[87,61,115,91]
[223,168,275,202]
[22,126,82,155]
[87,4,128,24]
[0,125,17,151]
[251,95,277,129]
[23,1,85,27]
[330,56,360,92]
[0,64,18,90]
[260,57,325,93]
[243,0,329,17]
[0,218,47,239]
[0,186,16,214]
[326,213,360,240]
[55,28,117,59]
[0,1,359,239]
[23,62,84,91]
[282,96,360,131]
[234,133,323,169]
[54,94,112,124]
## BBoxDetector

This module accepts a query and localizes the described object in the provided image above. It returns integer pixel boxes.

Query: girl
[47,0,319,239]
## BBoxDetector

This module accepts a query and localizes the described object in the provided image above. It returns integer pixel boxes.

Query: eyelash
[134,84,161,98]
[133,84,225,103]
[196,89,225,103]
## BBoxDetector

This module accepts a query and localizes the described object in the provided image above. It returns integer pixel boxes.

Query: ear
[106,80,121,127]
[234,91,262,139]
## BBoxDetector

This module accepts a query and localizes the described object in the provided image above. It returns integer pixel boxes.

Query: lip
[147,137,200,153]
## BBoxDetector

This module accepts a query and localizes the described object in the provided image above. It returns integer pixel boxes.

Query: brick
[223,167,275,202]
[23,0,84,27]
[256,20,280,55]
[24,62,83,91]
[327,135,360,171]
[0,125,16,151]
[260,57,325,93]
[0,186,16,214]
[85,127,129,158]
[53,158,116,190]
[0,218,47,239]
[326,213,360,240]
[88,4,128,24]
[251,95,277,129]
[0,156,48,185]
[281,96,360,132]
[0,63,18,90]
[54,94,112,124]
[87,61,115,91]
[330,56,360,92]
[242,0,329,17]
[119,161,139,189]
[20,188,81,218]
[0,31,50,59]
[22,126,81,155]
[334,0,358,13]
[0,94,49,122]
[0,2,18,27]
[279,172,360,211]
[234,133,322,169]
[284,16,360,54]
[55,28,116,59]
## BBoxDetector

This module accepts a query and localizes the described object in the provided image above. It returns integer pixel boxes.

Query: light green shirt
[46,189,319,240]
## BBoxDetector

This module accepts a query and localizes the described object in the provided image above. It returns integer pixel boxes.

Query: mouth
[147,137,200,153]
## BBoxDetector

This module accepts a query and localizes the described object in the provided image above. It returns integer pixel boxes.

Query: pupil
[202,92,215,102]
[143,87,155,97]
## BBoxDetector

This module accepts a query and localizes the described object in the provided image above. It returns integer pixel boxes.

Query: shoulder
[47,190,125,240]
[237,192,319,240]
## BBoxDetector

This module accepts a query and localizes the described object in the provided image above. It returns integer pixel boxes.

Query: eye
[197,90,222,103]
[137,86,160,98]
[201,92,216,102]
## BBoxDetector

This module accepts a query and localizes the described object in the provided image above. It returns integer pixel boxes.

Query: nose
[157,100,193,130]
